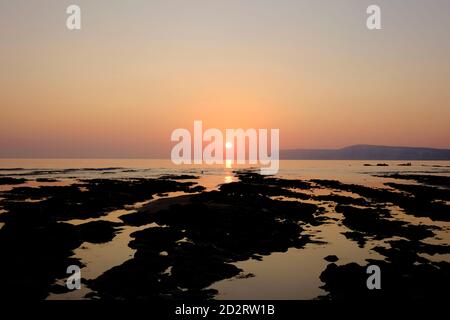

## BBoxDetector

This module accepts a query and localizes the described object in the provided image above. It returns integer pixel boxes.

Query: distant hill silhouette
[280,145,450,160]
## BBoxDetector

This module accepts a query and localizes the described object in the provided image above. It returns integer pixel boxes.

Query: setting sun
[225,142,233,149]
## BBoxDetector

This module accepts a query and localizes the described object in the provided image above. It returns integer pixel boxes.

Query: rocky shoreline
[0,170,448,300]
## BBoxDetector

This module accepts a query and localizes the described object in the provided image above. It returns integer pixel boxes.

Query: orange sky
[1,0,449,158]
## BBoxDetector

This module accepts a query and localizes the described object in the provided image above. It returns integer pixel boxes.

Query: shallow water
[0,159,449,299]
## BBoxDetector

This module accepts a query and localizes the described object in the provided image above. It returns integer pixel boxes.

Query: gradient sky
[1,0,449,158]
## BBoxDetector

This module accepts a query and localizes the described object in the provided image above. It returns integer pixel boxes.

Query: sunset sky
[1,0,449,158]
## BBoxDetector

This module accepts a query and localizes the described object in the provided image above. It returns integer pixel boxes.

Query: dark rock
[35,178,59,182]
[77,220,123,244]
[377,173,449,188]
[312,179,450,222]
[324,255,339,262]
[314,194,369,206]
[0,221,83,299]
[158,175,199,180]
[320,259,450,300]
[336,205,434,242]
[0,177,27,185]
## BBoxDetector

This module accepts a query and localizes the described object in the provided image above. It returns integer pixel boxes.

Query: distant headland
[280,145,450,160]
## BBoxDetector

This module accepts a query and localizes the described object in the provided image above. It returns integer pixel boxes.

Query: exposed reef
[311,179,449,221]
[92,172,323,299]
[0,177,204,299]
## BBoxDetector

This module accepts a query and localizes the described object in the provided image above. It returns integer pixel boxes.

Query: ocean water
[1,159,449,189]
[0,159,449,299]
